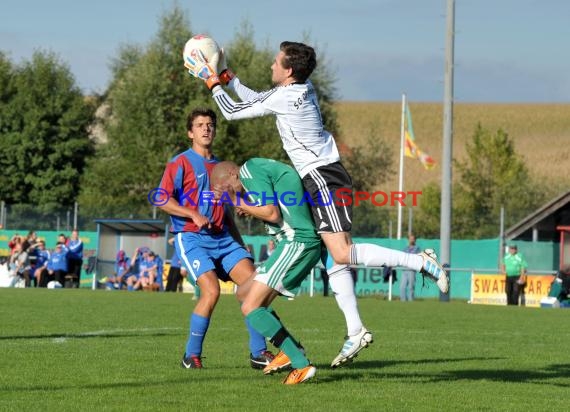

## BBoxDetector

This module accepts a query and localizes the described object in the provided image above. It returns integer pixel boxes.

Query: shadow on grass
[0,329,182,341]
[0,377,203,393]
[343,357,505,370]
[317,359,570,388]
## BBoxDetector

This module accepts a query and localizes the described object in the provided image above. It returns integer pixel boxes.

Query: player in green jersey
[211,158,321,385]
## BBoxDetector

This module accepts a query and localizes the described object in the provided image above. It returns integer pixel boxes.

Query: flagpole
[397,93,406,240]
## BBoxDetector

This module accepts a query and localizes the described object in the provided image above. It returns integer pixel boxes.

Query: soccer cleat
[282,365,316,385]
[250,350,275,370]
[331,326,373,368]
[181,354,203,369]
[419,249,449,293]
[263,350,292,375]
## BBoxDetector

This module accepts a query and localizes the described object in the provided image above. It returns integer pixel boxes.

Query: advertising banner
[471,273,555,307]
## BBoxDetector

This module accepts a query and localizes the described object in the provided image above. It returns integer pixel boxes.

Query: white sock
[350,243,423,271]
[328,264,363,336]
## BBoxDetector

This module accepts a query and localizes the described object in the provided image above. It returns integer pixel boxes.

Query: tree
[412,182,442,238]
[414,124,543,239]
[0,51,95,215]
[341,131,395,237]
[454,124,542,238]
[80,7,343,223]
[79,6,197,219]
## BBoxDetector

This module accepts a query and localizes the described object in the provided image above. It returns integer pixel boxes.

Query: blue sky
[1,0,569,102]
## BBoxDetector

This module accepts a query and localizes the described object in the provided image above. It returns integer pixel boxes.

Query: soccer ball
[47,280,63,289]
[183,34,220,65]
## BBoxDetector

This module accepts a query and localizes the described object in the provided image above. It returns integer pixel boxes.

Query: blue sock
[185,313,210,357]
[127,285,133,291]
[246,317,267,357]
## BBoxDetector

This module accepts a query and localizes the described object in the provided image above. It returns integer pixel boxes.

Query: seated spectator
[133,251,158,291]
[124,247,148,291]
[153,252,165,291]
[129,246,149,276]
[47,243,69,288]
[125,272,139,291]
[9,241,31,287]
[33,241,51,288]
[106,250,131,290]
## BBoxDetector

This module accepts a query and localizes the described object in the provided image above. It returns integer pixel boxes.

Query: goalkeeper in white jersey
[185,40,449,368]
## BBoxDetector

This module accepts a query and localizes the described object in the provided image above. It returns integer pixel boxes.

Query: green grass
[1,289,569,411]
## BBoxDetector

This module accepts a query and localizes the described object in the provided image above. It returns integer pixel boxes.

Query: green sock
[267,306,280,321]
[246,307,309,369]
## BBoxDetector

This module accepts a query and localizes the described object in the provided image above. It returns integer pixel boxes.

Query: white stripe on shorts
[262,241,305,293]
[308,168,343,232]
[176,233,198,283]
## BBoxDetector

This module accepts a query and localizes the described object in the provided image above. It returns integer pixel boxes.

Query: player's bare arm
[158,198,211,230]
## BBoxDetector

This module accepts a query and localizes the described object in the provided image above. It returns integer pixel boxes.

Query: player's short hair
[280,41,317,83]
[186,108,217,131]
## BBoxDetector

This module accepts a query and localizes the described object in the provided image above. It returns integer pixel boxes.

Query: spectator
[501,244,528,306]
[33,240,51,287]
[47,243,68,288]
[139,251,158,290]
[129,247,148,277]
[106,250,131,290]
[153,252,165,291]
[66,229,83,288]
[124,271,139,291]
[127,246,158,291]
[8,234,22,256]
[21,231,38,253]
[400,234,421,301]
[9,241,31,287]
[133,251,158,291]
[124,247,146,291]
[57,233,68,246]
[259,239,276,262]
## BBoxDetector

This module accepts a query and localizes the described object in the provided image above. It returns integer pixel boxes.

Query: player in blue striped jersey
[157,108,275,370]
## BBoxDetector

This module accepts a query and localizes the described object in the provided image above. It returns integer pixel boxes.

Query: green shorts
[255,239,322,297]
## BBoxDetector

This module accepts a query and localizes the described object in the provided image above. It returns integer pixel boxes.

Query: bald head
[211,161,240,189]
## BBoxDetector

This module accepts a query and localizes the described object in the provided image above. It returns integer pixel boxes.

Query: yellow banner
[219,280,236,294]
[471,273,555,307]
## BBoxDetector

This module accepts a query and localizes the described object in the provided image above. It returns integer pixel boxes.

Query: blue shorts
[174,231,251,284]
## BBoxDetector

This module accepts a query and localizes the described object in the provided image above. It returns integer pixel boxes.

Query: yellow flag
[404,103,436,170]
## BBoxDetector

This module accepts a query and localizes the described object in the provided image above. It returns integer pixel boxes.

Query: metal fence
[0,201,159,232]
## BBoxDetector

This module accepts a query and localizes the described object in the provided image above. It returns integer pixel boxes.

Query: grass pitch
[1,289,569,411]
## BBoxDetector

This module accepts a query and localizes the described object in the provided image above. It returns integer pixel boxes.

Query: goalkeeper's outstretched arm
[227,76,264,102]
[211,86,270,121]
